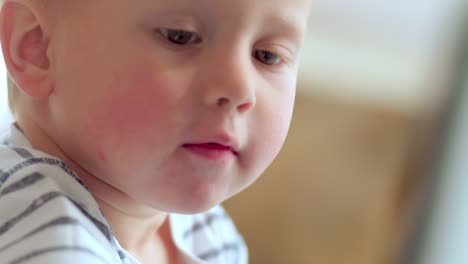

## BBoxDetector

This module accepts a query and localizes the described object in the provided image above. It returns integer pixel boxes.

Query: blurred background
[0,44,11,131]
[1,1,467,263]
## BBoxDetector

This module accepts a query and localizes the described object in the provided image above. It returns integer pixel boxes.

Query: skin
[0,0,312,263]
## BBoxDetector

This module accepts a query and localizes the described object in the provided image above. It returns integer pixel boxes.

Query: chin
[170,185,228,215]
[166,198,221,215]
[174,203,219,215]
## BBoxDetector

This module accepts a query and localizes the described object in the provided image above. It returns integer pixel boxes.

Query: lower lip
[183,144,236,162]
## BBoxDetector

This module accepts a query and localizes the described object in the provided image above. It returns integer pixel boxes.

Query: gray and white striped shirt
[0,125,248,264]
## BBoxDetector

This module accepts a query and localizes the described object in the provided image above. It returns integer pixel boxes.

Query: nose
[197,45,256,114]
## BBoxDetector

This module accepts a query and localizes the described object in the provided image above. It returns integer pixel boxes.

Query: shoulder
[0,146,95,223]
[0,145,85,188]
[2,237,117,264]
[170,205,249,263]
[0,146,120,264]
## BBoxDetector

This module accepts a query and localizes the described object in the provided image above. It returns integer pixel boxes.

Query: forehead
[183,0,313,14]
[67,0,312,22]
[174,0,311,22]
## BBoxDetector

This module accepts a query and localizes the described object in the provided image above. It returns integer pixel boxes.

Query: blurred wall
[298,0,465,115]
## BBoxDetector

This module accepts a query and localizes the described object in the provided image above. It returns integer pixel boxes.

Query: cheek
[85,69,178,157]
[262,102,294,155]
[248,89,295,172]
[265,85,296,148]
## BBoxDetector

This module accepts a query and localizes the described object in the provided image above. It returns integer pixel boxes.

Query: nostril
[217,97,230,107]
[237,102,254,113]
[215,96,255,113]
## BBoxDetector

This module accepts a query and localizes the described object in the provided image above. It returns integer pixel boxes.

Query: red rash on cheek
[97,147,108,163]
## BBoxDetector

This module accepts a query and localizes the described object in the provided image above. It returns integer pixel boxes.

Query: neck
[96,196,171,255]
[96,196,180,264]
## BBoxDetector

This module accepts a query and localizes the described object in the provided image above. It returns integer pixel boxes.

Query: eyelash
[158,28,285,66]
[159,28,201,45]
[253,50,282,66]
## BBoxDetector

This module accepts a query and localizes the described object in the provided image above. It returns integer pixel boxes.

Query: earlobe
[0,0,53,100]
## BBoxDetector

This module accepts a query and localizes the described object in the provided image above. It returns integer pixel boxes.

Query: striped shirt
[0,124,248,264]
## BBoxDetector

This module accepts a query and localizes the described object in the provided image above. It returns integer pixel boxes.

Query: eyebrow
[264,13,308,44]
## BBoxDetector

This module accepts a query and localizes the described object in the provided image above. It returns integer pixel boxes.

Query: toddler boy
[0,0,311,263]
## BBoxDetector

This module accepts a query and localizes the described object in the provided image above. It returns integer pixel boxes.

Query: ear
[0,0,52,100]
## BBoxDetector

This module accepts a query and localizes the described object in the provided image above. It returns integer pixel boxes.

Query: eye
[159,28,201,45]
[254,50,282,66]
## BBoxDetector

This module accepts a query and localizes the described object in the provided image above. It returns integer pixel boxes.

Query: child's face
[47,0,311,213]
